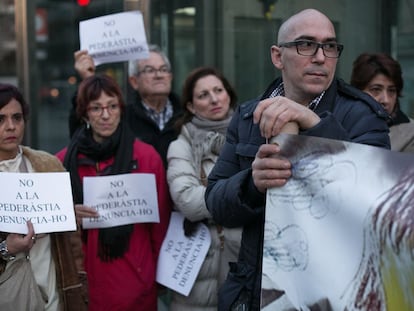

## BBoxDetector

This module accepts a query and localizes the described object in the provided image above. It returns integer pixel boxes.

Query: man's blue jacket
[205,77,390,310]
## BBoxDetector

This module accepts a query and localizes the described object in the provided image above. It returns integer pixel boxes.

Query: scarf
[63,119,135,261]
[190,110,233,136]
[185,111,233,177]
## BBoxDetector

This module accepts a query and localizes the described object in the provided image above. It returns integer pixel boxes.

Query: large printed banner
[79,11,149,66]
[262,134,414,311]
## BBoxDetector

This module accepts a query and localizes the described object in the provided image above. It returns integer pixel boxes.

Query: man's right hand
[252,143,292,193]
[253,96,320,139]
[74,50,95,80]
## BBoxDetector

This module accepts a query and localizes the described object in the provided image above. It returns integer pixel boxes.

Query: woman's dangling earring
[86,122,90,130]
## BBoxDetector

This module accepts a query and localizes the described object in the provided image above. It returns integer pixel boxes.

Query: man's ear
[271,45,283,70]
[128,76,139,91]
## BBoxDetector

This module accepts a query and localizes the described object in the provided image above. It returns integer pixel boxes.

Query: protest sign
[0,172,76,234]
[82,173,159,228]
[156,212,211,296]
[261,134,414,311]
[79,10,149,66]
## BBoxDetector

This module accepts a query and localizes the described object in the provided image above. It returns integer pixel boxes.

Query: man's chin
[305,80,331,93]
[152,90,171,97]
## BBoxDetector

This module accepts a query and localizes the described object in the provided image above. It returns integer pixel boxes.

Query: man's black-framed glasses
[278,40,344,58]
[137,65,171,76]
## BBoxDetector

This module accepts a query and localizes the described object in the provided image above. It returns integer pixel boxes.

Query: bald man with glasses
[205,8,390,311]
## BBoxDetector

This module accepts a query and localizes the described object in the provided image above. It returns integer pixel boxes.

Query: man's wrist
[242,173,266,208]
[0,240,16,261]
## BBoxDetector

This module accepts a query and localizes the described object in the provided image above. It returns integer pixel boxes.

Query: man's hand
[252,143,292,193]
[253,96,320,139]
[74,50,95,80]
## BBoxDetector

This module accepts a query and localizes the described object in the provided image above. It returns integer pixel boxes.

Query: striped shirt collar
[269,82,325,111]
[142,100,173,130]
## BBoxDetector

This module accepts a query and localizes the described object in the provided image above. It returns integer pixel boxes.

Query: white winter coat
[167,122,242,311]
[389,118,414,152]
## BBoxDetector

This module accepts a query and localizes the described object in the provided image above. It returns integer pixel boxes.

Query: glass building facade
[1,0,412,153]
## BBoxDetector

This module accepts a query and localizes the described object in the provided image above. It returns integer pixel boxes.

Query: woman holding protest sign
[0,83,87,311]
[166,67,241,310]
[56,74,171,311]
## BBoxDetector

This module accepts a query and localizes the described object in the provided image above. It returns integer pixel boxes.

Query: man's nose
[312,46,326,62]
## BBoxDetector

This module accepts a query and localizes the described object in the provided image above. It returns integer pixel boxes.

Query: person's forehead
[369,74,396,87]
[194,75,223,90]
[0,98,23,113]
[90,91,118,101]
[292,25,335,41]
[138,52,166,67]
[283,13,336,41]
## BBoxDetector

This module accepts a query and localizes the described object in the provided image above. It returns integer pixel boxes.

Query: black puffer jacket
[205,77,390,310]
[125,91,182,167]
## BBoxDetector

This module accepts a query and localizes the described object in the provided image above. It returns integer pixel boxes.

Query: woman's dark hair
[76,74,125,119]
[0,83,29,121]
[350,53,403,98]
[175,66,238,130]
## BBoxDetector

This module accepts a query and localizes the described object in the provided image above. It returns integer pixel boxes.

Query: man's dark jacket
[205,77,390,310]
[124,91,182,167]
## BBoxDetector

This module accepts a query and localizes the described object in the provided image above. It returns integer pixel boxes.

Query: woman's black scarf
[63,119,135,262]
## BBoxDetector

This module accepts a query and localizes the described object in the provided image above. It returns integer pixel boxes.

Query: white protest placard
[79,10,149,66]
[156,212,211,296]
[82,173,159,228]
[0,172,76,234]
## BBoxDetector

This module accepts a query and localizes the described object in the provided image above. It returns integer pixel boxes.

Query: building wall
[0,0,412,153]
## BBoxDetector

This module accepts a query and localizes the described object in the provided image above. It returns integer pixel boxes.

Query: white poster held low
[79,10,149,66]
[82,173,159,229]
[156,212,211,296]
[0,172,76,234]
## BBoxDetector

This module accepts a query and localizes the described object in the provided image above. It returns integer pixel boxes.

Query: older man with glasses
[71,44,182,167]
[205,8,390,311]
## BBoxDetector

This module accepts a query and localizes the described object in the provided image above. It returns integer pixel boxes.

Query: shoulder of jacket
[132,138,157,153]
[336,78,390,120]
[239,99,260,120]
[237,77,282,120]
[167,126,193,155]
[132,139,164,163]
[181,124,194,141]
[169,92,181,108]
[21,146,65,172]
[22,146,54,160]
[168,129,191,150]
[392,119,414,131]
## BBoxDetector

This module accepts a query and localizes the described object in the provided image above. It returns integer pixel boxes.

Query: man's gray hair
[128,44,171,76]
